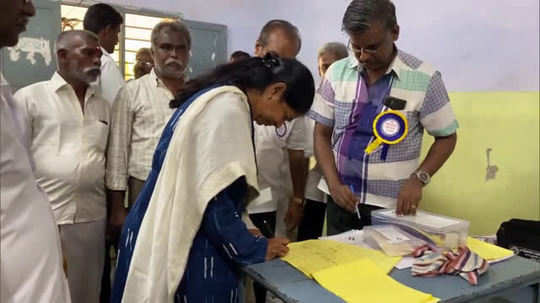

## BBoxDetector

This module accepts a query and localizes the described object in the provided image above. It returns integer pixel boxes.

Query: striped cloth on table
[411,245,489,285]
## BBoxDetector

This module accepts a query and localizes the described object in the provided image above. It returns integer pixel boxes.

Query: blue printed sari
[111,86,267,303]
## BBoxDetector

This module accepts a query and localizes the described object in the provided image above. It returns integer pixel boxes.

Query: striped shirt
[106,69,175,191]
[309,49,458,208]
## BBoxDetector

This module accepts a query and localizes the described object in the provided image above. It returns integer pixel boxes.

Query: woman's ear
[270,82,287,99]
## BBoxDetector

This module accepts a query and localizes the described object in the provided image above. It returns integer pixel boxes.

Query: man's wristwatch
[413,170,431,186]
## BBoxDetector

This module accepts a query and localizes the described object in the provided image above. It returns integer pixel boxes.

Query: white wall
[106,0,538,92]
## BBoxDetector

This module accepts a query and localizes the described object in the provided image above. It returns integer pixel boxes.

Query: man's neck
[64,76,89,112]
[364,69,387,86]
[159,76,185,96]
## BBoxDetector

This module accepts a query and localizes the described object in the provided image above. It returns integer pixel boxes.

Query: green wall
[420,92,540,235]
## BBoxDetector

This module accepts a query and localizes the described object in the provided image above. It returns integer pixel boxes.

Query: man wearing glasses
[310,0,458,235]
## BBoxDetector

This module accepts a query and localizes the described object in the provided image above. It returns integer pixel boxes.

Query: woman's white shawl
[121,86,259,303]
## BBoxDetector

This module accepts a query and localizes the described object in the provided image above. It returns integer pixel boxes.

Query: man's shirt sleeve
[419,71,459,137]
[308,76,336,128]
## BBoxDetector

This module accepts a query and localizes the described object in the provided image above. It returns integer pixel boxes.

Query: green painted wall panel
[420,91,540,235]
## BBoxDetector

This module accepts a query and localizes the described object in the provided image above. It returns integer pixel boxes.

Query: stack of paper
[466,237,514,263]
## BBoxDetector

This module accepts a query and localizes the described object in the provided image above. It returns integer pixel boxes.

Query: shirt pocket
[85,119,109,154]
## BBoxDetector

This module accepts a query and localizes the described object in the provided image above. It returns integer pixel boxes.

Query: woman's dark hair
[170,53,315,114]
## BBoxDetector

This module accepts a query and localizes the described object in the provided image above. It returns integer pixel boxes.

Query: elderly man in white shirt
[14,30,109,303]
[246,19,309,303]
[247,20,309,240]
[0,1,71,303]
[106,20,191,237]
[84,3,124,105]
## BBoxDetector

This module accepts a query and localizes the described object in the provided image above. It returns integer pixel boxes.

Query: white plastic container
[363,225,429,256]
[371,209,470,250]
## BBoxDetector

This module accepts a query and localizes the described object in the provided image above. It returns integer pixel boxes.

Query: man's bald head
[55,30,102,85]
[255,20,301,59]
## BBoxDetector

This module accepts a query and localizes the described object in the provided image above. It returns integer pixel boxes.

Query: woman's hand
[265,237,290,260]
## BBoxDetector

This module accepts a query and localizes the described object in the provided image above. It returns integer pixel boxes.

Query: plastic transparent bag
[364,225,429,257]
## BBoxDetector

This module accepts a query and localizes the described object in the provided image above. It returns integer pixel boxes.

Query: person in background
[316,42,349,77]
[247,19,309,303]
[106,20,191,243]
[84,6,125,300]
[248,19,308,239]
[229,50,251,63]
[111,53,314,303]
[0,1,71,302]
[14,30,109,303]
[310,0,458,235]
[134,47,153,79]
[84,3,124,105]
[297,42,348,241]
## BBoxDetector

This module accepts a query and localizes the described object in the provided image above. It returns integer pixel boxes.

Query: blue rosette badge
[365,110,408,154]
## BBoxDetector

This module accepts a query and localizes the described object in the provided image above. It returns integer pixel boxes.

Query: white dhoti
[59,219,106,303]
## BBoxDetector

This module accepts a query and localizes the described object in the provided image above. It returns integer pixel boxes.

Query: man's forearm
[288,149,308,200]
[107,189,126,213]
[314,123,341,188]
[417,133,457,176]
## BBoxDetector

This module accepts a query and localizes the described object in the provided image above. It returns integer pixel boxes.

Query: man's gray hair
[317,42,348,60]
[342,0,397,33]
[151,20,191,49]
[55,30,99,53]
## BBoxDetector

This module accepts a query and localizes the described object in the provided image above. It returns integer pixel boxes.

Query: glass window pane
[125,27,152,40]
[125,14,167,29]
[125,63,136,74]
[60,5,86,31]
[125,40,152,53]
[125,51,137,64]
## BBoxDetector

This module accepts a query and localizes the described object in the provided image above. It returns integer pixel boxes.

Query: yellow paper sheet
[467,237,514,261]
[313,259,439,303]
[281,239,400,277]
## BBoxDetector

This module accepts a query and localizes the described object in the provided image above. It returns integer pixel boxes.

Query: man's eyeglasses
[347,39,383,55]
